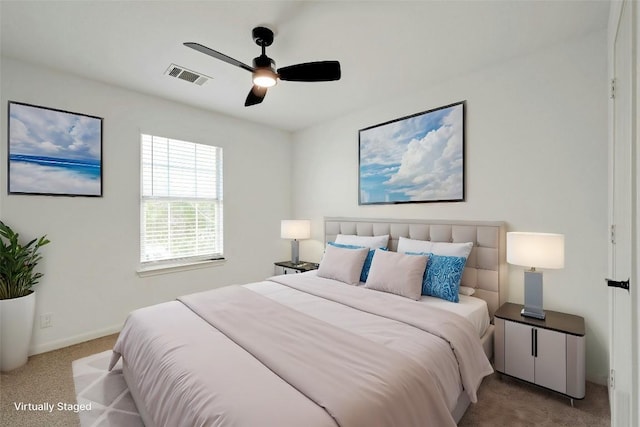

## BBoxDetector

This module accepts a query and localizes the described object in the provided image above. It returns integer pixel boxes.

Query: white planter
[0,291,36,371]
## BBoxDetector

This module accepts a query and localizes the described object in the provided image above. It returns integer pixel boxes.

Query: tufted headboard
[324,217,506,319]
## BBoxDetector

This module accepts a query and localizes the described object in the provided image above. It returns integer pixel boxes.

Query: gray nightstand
[274,261,319,275]
[493,302,586,405]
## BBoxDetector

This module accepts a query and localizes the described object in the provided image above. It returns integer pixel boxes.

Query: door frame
[607,1,638,425]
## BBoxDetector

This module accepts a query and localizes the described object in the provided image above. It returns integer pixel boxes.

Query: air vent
[165,64,211,86]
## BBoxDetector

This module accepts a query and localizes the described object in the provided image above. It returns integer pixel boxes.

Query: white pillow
[459,286,476,296]
[430,241,473,258]
[334,234,389,248]
[398,237,473,258]
[365,249,428,301]
[397,236,432,254]
[317,244,369,285]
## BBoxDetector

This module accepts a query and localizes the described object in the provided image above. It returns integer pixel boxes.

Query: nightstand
[274,261,319,275]
[494,302,585,405]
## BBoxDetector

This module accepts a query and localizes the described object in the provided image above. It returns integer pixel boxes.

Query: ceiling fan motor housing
[252,26,274,47]
[253,55,275,70]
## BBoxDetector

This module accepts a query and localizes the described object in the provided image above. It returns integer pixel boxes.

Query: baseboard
[28,324,122,356]
[587,374,609,387]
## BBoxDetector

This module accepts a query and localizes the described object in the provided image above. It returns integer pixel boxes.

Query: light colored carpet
[1,333,118,427]
[72,350,142,427]
[458,373,610,426]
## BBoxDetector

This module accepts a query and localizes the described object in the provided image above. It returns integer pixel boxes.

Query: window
[140,134,223,266]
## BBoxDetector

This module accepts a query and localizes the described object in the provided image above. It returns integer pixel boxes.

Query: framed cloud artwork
[358,101,465,205]
[8,101,103,197]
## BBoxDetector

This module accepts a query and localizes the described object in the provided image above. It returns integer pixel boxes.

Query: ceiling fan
[184,26,341,107]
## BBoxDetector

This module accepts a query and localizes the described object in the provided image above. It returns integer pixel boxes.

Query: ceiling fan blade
[184,42,254,73]
[277,61,341,82]
[245,86,267,107]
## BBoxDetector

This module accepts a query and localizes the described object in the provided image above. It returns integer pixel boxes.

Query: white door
[608,1,634,425]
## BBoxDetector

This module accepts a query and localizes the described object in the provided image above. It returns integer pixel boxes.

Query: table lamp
[281,220,310,265]
[506,232,565,320]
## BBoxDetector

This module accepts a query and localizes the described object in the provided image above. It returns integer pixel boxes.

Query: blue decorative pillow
[406,252,467,302]
[328,242,387,282]
[424,254,467,302]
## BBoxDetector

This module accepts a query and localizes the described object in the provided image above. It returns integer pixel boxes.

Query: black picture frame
[8,101,103,197]
[358,101,465,205]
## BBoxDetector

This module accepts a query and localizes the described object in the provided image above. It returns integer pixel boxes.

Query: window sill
[137,258,226,277]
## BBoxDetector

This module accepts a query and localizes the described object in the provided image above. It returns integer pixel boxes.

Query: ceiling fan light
[253,69,277,88]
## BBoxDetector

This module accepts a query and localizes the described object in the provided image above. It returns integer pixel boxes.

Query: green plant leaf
[0,221,50,299]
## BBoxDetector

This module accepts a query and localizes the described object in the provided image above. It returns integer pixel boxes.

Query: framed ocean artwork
[358,101,465,205]
[8,102,103,197]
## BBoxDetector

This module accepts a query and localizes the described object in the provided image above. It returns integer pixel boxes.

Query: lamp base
[290,239,299,265]
[522,270,546,320]
[521,307,546,320]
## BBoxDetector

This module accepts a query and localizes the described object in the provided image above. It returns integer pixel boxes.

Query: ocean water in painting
[9,155,101,195]
[10,154,100,179]
[9,103,102,196]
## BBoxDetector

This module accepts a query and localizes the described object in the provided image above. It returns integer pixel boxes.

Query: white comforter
[110,273,493,427]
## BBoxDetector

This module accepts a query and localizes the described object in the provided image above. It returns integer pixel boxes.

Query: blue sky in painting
[9,103,101,162]
[359,104,463,203]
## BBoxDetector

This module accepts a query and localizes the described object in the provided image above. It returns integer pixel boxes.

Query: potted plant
[0,221,50,371]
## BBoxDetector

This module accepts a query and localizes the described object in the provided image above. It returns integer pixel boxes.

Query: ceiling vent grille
[165,64,211,86]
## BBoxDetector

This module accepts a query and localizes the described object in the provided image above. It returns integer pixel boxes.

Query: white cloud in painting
[359,114,431,167]
[360,166,399,178]
[362,106,452,169]
[9,104,100,161]
[39,141,63,154]
[385,106,463,200]
[8,116,30,142]
[360,134,405,167]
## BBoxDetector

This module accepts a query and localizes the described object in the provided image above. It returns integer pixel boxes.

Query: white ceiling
[0,1,610,132]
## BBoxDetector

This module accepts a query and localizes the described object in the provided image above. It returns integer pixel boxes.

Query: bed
[110,218,506,426]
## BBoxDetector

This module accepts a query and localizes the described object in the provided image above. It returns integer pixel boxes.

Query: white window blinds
[140,134,223,264]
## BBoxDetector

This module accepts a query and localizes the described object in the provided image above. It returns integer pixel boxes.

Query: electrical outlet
[40,313,53,329]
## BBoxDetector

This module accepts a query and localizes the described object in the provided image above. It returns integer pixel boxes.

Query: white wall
[0,58,292,354]
[292,31,609,384]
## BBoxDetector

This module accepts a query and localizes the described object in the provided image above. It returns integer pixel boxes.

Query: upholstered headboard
[324,217,507,319]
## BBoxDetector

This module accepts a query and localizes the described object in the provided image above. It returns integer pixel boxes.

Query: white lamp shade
[281,220,311,240]
[507,232,565,269]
